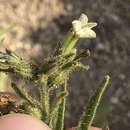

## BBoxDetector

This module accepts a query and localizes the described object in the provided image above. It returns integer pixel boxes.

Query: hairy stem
[39,77,50,122]
[62,31,78,56]
[48,91,67,129]
[55,81,67,130]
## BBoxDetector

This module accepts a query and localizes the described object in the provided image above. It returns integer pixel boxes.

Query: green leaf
[11,83,35,106]
[0,49,38,80]
[76,75,110,130]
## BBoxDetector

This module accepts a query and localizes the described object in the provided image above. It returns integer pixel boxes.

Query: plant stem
[55,81,67,130]
[48,91,67,129]
[39,79,50,122]
[62,31,78,56]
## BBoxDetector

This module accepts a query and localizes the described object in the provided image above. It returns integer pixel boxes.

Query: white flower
[72,14,97,38]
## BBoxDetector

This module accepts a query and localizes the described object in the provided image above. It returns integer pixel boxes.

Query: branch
[39,77,50,122]
[0,49,38,80]
[48,91,67,128]
[55,81,67,130]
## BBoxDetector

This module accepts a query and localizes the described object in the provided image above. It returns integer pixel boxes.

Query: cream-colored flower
[72,14,97,38]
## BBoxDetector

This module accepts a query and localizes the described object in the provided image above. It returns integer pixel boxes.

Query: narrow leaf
[11,83,34,106]
[76,75,110,130]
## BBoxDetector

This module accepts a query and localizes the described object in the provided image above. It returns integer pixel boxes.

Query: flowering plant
[0,14,110,130]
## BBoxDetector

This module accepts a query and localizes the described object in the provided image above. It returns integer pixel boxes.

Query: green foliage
[11,83,35,106]
[94,102,111,128]
[0,14,110,130]
[0,49,36,80]
[76,76,110,130]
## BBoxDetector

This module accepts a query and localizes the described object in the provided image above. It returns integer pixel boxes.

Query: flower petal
[72,14,97,38]
[79,13,88,25]
[79,29,96,38]
[86,22,97,29]
[72,20,82,32]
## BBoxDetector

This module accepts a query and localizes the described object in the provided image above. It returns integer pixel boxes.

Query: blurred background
[0,0,130,129]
